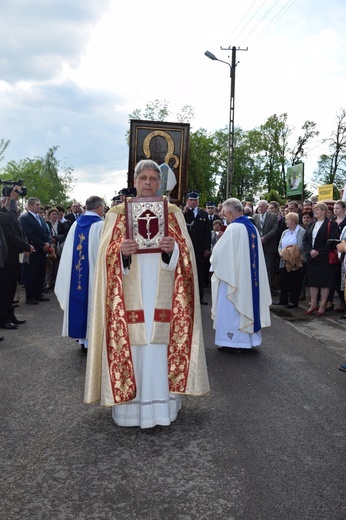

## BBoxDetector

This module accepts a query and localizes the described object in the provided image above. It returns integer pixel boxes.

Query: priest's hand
[121,239,139,256]
[160,236,175,254]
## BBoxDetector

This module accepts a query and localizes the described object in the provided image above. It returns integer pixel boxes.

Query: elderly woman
[274,212,306,308]
[303,202,339,316]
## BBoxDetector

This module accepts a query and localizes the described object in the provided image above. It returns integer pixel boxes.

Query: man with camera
[0,186,34,331]
[20,197,51,305]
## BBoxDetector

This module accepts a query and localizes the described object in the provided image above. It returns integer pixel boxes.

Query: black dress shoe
[12,300,19,304]
[272,301,285,306]
[26,299,39,305]
[200,299,208,305]
[0,322,18,330]
[0,336,4,341]
[11,318,26,325]
[35,296,50,302]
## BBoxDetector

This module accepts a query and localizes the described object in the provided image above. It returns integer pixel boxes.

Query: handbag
[55,241,62,257]
[327,221,340,265]
[329,249,339,265]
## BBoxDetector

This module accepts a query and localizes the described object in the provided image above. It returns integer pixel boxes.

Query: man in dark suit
[183,191,211,305]
[204,201,219,286]
[64,201,82,229]
[205,201,219,229]
[254,200,279,292]
[0,186,34,328]
[20,197,51,305]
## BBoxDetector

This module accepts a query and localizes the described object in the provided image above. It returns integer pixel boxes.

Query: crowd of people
[1,165,346,430]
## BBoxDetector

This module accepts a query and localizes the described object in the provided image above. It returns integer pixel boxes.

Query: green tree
[1,146,75,206]
[187,129,219,205]
[290,120,319,165]
[312,108,346,198]
[0,139,10,163]
[127,99,194,143]
[244,114,319,200]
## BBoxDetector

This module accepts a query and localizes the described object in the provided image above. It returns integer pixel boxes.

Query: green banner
[286,163,304,197]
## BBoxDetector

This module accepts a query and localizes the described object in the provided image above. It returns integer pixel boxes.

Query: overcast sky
[1,0,345,204]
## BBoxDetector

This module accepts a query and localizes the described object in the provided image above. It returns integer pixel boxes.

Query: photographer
[0,186,34,330]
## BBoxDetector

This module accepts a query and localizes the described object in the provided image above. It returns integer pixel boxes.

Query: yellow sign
[318,184,333,201]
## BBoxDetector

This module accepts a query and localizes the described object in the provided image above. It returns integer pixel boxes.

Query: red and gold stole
[105,209,195,403]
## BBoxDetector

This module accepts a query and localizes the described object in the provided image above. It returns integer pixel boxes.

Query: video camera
[0,179,27,197]
[119,187,137,197]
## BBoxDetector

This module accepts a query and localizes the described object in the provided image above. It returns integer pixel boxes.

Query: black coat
[206,213,221,229]
[253,212,279,254]
[0,219,8,267]
[65,213,80,229]
[0,208,31,265]
[47,220,68,245]
[19,212,51,253]
[184,208,211,255]
[303,218,339,287]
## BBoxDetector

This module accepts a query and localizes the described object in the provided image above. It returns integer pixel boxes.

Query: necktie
[260,214,264,235]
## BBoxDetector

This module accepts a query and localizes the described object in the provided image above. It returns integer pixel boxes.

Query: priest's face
[134,169,160,197]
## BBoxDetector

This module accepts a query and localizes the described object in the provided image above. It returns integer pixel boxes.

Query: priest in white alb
[84,159,210,428]
[55,196,104,351]
[210,197,272,351]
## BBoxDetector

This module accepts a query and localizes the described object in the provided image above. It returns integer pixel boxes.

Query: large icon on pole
[128,120,190,204]
[286,163,304,197]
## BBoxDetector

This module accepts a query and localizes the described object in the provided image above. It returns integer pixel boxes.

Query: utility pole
[220,46,248,198]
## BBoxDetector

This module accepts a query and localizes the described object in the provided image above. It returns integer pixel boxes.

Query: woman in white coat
[274,212,306,309]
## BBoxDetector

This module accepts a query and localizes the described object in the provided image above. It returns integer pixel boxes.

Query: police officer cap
[112,195,121,202]
[187,191,199,200]
[206,201,216,207]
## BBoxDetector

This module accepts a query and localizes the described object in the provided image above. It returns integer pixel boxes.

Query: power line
[226,0,258,41]
[242,0,283,42]
[231,0,268,41]
[223,0,296,46]
[253,0,296,41]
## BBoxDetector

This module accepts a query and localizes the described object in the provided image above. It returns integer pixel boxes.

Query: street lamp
[204,49,235,199]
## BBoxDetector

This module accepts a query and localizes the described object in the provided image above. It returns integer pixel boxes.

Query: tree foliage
[126,99,195,144]
[312,108,346,198]
[0,139,10,163]
[1,145,75,206]
[187,129,219,205]
[127,100,322,203]
[291,120,319,165]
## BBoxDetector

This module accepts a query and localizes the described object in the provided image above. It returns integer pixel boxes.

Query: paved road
[1,286,345,520]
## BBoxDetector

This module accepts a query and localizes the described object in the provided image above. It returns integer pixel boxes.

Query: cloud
[0,0,112,83]
[1,79,130,183]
